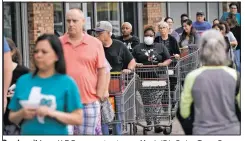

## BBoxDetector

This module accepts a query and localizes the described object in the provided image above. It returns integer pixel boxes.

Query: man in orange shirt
[60,8,107,135]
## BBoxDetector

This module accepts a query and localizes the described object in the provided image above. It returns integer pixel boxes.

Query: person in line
[192,11,212,35]
[93,21,136,135]
[219,21,238,49]
[175,14,189,36]
[133,25,172,66]
[212,19,220,25]
[227,14,241,73]
[60,8,107,135]
[116,22,140,52]
[179,19,200,48]
[4,37,13,114]
[220,2,241,26]
[164,17,180,42]
[4,38,30,135]
[178,30,240,135]
[154,21,180,59]
[212,24,235,68]
[132,25,172,133]
[8,34,83,135]
[156,17,180,42]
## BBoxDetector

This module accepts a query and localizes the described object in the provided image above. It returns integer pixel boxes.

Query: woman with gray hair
[177,30,240,135]
[154,21,180,59]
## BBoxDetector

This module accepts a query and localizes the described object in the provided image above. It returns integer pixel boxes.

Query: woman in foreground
[8,34,83,135]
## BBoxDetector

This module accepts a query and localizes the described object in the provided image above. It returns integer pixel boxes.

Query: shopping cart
[179,44,199,58]
[178,44,200,88]
[106,72,136,135]
[134,65,173,135]
[168,57,181,118]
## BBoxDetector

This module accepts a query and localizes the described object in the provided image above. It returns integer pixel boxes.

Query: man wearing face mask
[116,22,140,52]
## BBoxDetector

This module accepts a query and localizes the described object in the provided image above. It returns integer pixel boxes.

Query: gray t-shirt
[226,31,237,42]
[180,38,190,47]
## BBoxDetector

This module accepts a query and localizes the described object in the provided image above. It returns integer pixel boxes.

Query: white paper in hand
[19,87,57,124]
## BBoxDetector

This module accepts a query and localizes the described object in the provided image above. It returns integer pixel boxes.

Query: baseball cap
[92,21,112,32]
[196,11,205,16]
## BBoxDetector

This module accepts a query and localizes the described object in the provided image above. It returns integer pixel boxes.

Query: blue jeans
[234,49,241,73]
[101,96,122,135]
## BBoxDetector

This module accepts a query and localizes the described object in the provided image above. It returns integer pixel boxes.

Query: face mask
[144,36,154,45]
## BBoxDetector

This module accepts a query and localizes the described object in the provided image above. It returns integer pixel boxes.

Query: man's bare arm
[96,67,107,100]
[128,59,136,70]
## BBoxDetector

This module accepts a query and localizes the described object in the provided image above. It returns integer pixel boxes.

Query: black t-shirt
[4,65,29,126]
[154,34,180,56]
[230,26,241,50]
[132,43,171,65]
[116,35,140,52]
[104,39,134,72]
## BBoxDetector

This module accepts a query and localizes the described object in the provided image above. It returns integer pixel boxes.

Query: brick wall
[143,3,163,31]
[27,2,54,70]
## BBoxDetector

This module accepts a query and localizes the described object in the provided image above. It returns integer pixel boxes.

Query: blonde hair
[158,21,169,29]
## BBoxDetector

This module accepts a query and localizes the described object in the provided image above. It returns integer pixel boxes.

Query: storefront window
[3,2,16,42]
[96,2,120,36]
[54,3,65,36]
[123,2,138,36]
[69,3,82,9]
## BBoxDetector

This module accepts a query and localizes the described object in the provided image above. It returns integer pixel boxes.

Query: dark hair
[6,38,22,65]
[229,2,238,9]
[179,19,197,46]
[181,13,188,19]
[219,21,230,34]
[227,13,239,26]
[212,24,224,31]
[144,25,155,36]
[33,34,66,76]
[213,19,219,23]
[164,17,174,22]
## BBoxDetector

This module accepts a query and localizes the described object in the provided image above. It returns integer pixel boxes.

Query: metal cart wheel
[143,128,148,135]
[163,125,172,135]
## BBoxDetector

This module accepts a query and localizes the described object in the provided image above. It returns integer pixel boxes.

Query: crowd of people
[3,2,240,135]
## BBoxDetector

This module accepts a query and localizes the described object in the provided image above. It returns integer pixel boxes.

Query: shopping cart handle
[136,65,159,68]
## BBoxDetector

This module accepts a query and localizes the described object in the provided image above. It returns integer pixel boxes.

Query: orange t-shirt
[60,33,106,104]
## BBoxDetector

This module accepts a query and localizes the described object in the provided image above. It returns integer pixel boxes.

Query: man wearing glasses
[220,2,241,26]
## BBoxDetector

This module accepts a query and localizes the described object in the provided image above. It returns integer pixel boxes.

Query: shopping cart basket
[106,72,136,135]
[134,65,173,135]
[178,44,200,87]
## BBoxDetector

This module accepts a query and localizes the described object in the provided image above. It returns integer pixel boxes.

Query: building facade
[3,2,239,68]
